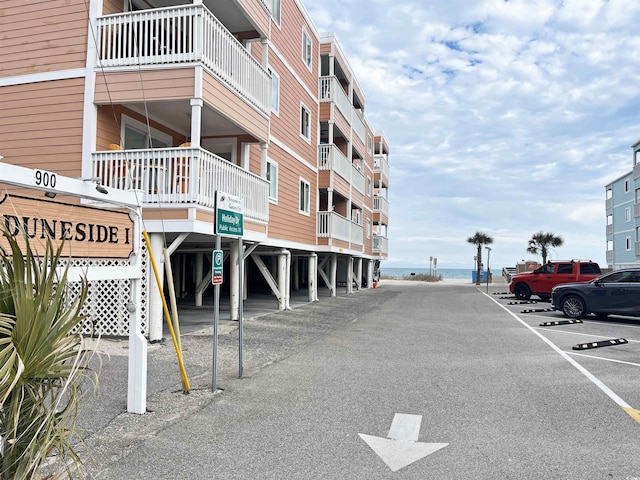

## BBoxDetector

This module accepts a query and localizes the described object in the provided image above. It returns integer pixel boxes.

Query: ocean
[380,267,497,280]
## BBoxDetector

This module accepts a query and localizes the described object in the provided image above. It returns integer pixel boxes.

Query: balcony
[318,145,365,194]
[635,163,640,180]
[606,224,613,235]
[319,76,351,122]
[92,146,269,223]
[373,235,388,256]
[317,211,363,246]
[373,195,389,219]
[96,5,271,116]
[374,154,390,187]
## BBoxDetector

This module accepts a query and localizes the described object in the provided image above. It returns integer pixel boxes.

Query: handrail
[96,5,271,115]
[92,146,269,222]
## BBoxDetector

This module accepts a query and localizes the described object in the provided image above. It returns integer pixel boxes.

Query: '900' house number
[34,169,56,189]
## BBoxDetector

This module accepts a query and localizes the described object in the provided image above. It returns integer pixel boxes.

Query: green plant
[467,232,494,285]
[0,227,97,479]
[527,231,563,264]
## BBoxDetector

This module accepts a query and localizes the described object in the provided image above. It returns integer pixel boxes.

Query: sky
[305,0,640,270]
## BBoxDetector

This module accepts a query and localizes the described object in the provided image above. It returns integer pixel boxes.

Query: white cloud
[306,0,640,270]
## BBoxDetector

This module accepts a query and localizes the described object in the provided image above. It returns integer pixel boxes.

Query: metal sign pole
[238,237,244,378]
[212,234,221,391]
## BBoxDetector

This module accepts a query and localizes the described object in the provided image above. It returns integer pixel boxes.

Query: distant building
[0,0,390,340]
[604,140,640,268]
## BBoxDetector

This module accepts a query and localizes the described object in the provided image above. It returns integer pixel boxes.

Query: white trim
[302,28,313,71]
[266,158,279,203]
[269,43,318,103]
[299,177,311,215]
[269,136,317,172]
[121,114,173,148]
[0,68,85,87]
[300,102,311,143]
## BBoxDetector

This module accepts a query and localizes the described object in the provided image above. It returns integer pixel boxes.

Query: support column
[278,251,287,310]
[260,142,268,177]
[308,253,318,301]
[356,257,363,291]
[189,98,203,147]
[230,241,240,321]
[195,252,204,307]
[367,259,374,288]
[330,253,337,297]
[347,256,354,294]
[328,188,334,211]
[148,232,165,342]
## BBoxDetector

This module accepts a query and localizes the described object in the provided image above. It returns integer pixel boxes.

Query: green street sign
[212,249,223,285]
[215,191,244,236]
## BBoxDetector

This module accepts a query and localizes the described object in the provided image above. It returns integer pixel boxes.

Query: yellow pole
[142,231,190,393]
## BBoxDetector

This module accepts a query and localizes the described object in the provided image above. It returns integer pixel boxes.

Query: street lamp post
[485,247,492,293]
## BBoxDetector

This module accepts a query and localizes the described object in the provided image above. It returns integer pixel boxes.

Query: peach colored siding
[236,0,271,38]
[267,144,317,244]
[0,0,88,77]
[95,70,195,104]
[0,78,85,178]
[202,75,269,143]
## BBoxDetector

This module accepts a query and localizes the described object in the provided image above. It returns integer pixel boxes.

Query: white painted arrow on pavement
[359,413,448,472]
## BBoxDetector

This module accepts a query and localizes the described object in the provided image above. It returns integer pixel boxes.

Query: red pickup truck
[509,260,601,301]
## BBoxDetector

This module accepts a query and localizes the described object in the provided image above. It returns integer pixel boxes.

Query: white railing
[373,195,389,217]
[374,154,390,180]
[318,145,351,183]
[317,211,363,246]
[319,76,351,123]
[352,166,365,194]
[352,110,365,143]
[92,146,269,222]
[96,5,271,115]
[373,235,388,254]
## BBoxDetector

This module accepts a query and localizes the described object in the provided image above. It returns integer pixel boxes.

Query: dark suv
[551,268,640,319]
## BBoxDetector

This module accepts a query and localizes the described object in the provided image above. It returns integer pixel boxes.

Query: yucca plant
[0,226,97,479]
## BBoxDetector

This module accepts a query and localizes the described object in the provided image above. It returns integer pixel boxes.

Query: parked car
[509,260,601,301]
[551,268,640,319]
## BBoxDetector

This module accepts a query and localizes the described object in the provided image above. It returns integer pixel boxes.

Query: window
[625,179,630,193]
[366,219,371,238]
[300,104,311,141]
[556,263,572,274]
[267,160,278,201]
[367,177,372,196]
[202,138,237,164]
[367,134,372,154]
[272,0,281,26]
[626,207,631,222]
[626,237,631,250]
[302,29,312,70]
[299,178,310,214]
[269,67,280,114]
[637,226,640,241]
[122,115,171,149]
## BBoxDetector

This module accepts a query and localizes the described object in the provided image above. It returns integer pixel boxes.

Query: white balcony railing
[96,5,271,115]
[319,76,351,122]
[352,165,365,194]
[352,111,365,143]
[374,154,390,180]
[92,146,269,222]
[373,195,389,217]
[318,145,351,183]
[317,211,363,246]
[373,235,388,255]
[318,145,365,194]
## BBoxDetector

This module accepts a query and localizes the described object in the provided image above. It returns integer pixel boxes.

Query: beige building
[0,0,390,340]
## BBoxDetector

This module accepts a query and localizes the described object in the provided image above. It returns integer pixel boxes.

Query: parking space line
[533,327,640,343]
[566,351,640,368]
[485,292,640,424]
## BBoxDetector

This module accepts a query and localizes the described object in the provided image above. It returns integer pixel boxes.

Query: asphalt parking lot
[487,287,640,423]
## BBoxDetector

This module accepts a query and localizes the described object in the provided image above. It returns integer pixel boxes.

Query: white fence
[93,146,269,222]
[96,5,271,115]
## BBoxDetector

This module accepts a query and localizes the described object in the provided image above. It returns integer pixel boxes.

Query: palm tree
[0,226,97,479]
[467,232,494,285]
[527,231,563,264]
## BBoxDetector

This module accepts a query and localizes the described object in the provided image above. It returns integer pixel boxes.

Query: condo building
[0,0,390,340]
[605,140,640,269]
